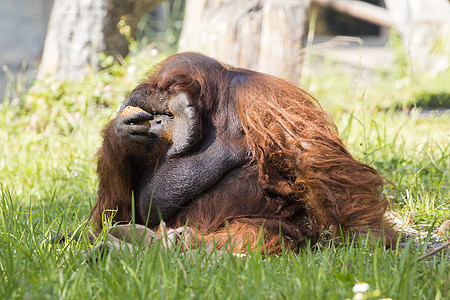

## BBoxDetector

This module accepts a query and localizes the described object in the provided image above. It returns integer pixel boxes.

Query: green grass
[1,48,449,299]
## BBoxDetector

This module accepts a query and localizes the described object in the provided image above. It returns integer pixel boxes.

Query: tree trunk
[38,0,162,80]
[385,0,450,74]
[178,0,311,84]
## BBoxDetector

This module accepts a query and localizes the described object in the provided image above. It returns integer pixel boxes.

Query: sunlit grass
[1,191,449,299]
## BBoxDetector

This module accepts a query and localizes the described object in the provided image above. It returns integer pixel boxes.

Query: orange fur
[234,70,391,241]
[92,53,393,253]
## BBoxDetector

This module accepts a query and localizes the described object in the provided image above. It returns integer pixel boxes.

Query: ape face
[115,90,200,159]
[92,53,392,253]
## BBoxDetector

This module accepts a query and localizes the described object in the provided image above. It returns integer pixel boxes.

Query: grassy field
[1,49,449,299]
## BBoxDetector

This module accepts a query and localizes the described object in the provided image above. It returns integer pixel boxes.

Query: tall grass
[1,189,449,299]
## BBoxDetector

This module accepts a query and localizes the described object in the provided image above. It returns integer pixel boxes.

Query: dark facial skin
[113,89,251,226]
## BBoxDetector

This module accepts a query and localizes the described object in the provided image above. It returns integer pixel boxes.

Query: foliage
[137,0,185,53]
[1,36,449,298]
[413,92,450,109]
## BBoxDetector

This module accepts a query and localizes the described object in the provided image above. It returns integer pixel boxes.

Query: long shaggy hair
[235,70,389,239]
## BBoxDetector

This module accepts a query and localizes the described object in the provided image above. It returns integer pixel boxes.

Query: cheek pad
[167,93,200,157]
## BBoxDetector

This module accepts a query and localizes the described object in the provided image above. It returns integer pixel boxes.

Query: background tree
[385,0,450,74]
[178,0,311,84]
[38,0,163,80]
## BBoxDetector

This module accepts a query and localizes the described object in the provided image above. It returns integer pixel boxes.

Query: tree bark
[178,0,311,84]
[385,0,450,74]
[38,0,162,80]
